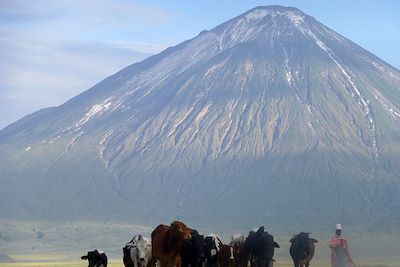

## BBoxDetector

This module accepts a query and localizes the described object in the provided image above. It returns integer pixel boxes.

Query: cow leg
[176,256,182,267]
[147,257,156,267]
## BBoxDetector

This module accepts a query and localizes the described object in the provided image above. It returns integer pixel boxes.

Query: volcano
[1,6,400,230]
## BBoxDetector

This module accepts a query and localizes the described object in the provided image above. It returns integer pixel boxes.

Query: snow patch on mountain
[75,98,113,127]
[137,74,172,101]
[204,60,227,77]
[372,61,400,82]
[245,9,269,20]
[286,11,305,27]
[196,104,211,124]
[331,58,379,159]
[373,92,400,121]
[168,107,196,138]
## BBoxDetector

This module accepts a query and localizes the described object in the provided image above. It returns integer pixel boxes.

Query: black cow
[203,234,223,267]
[81,250,108,267]
[238,227,279,267]
[290,232,318,267]
[181,229,205,267]
[123,245,134,267]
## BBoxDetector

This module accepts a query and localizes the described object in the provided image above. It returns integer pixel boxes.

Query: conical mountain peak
[208,5,321,50]
[243,5,306,20]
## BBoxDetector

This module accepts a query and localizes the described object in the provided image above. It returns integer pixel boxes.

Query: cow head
[170,221,192,240]
[218,244,235,267]
[192,230,205,259]
[229,234,245,265]
[204,234,222,259]
[135,235,152,264]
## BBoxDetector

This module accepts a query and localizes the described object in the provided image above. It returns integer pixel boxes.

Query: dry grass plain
[0,255,396,267]
[0,262,395,267]
[0,261,327,267]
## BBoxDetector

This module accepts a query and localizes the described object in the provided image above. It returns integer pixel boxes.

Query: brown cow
[151,221,192,267]
[229,234,245,266]
[218,244,235,267]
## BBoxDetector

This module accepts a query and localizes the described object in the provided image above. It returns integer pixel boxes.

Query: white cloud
[0,0,173,129]
[0,0,171,25]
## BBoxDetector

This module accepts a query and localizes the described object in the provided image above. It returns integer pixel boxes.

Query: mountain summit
[1,6,400,229]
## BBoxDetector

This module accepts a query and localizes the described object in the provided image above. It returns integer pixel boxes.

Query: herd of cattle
[81,221,318,267]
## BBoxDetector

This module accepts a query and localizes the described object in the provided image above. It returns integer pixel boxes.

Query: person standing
[329,224,355,267]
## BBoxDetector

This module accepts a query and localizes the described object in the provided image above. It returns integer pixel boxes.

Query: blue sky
[1,0,399,129]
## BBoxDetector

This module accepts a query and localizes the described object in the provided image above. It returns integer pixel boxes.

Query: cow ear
[311,238,318,243]
[289,238,294,243]
[274,242,280,248]
[81,256,88,260]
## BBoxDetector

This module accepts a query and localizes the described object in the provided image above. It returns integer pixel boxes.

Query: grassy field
[1,251,398,267]
[0,262,115,267]
[0,261,323,267]
[0,261,123,267]
[0,262,396,267]
[0,255,397,267]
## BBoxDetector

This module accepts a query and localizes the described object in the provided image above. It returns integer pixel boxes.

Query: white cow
[124,235,152,267]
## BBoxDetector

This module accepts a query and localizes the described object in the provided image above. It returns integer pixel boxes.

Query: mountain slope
[1,6,400,229]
